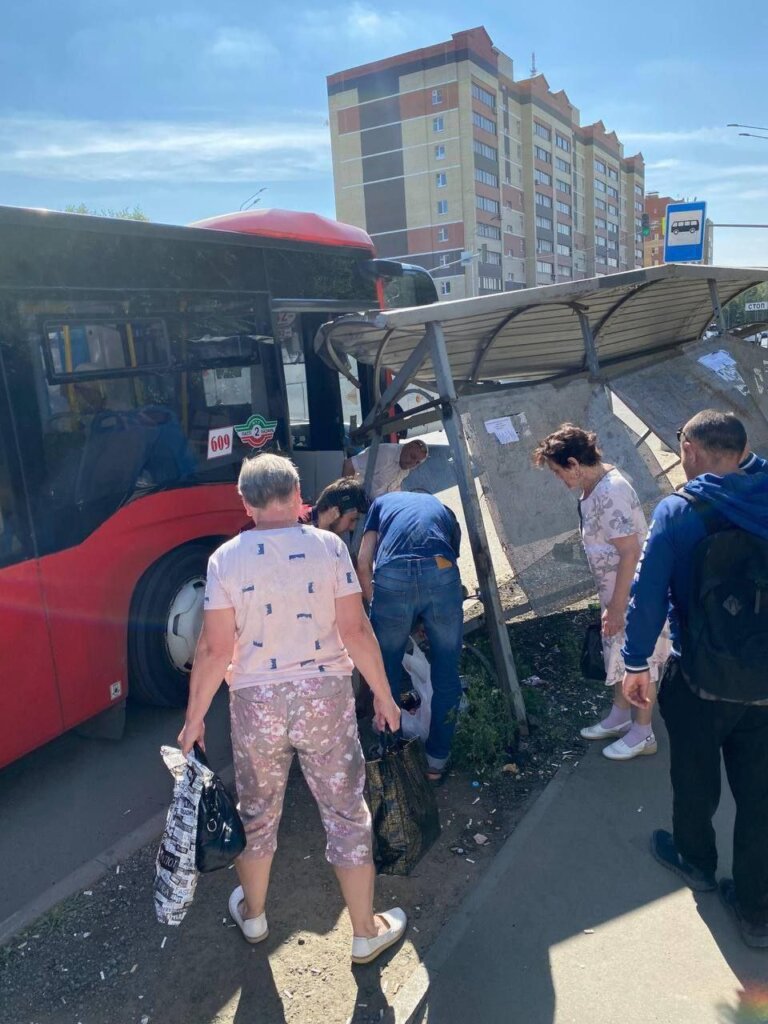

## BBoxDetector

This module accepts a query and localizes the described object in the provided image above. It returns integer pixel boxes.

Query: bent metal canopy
[316,263,768,390]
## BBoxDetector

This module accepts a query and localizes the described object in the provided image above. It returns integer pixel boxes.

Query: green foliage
[451,663,517,775]
[724,282,768,328]
[64,203,149,221]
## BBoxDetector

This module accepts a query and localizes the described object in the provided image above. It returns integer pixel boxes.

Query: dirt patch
[0,606,607,1024]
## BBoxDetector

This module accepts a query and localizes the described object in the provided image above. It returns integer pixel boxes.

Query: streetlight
[726,123,768,140]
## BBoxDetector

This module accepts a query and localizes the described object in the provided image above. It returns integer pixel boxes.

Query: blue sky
[2,0,766,266]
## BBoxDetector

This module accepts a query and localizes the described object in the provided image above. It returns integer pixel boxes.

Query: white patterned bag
[154,746,212,926]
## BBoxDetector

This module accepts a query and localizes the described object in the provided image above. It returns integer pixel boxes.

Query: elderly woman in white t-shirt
[178,454,405,964]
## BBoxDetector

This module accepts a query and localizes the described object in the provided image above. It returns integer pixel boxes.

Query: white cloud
[298,3,415,49]
[208,28,276,65]
[621,127,732,145]
[0,116,331,183]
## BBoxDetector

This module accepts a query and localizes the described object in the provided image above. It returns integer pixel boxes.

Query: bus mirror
[360,258,404,280]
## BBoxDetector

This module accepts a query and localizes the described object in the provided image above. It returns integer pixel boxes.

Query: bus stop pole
[426,321,528,731]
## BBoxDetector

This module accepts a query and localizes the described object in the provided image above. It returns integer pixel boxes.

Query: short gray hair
[238,454,300,508]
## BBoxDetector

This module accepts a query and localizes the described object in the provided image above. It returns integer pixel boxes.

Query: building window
[435,144,446,160]
[433,116,444,133]
[595,159,607,174]
[595,216,607,230]
[440,280,452,295]
[607,239,618,251]
[555,134,571,152]
[535,215,553,230]
[534,145,551,163]
[534,122,551,141]
[437,226,449,242]
[634,184,643,197]
[484,250,502,265]
[473,111,497,134]
[471,82,496,108]
[557,222,572,236]
[635,248,643,261]
[607,166,619,181]
[607,221,619,234]
[555,156,571,174]
[475,167,499,187]
[479,276,501,291]
[473,139,497,161]
[559,265,572,278]
[607,203,618,216]
[436,172,447,188]
[595,197,607,211]
[476,195,500,215]
[556,179,571,195]
[556,200,571,216]
[606,184,619,199]
[432,88,443,105]
[536,259,553,274]
[477,222,501,239]
[594,178,606,193]
[437,199,449,215]
[438,254,451,267]
[557,242,571,257]
[534,168,552,186]
[607,256,618,267]
[635,200,644,213]
[537,238,554,253]
[535,192,553,208]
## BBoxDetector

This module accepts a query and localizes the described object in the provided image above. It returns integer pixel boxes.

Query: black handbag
[193,744,246,873]
[364,730,441,876]
[580,622,607,681]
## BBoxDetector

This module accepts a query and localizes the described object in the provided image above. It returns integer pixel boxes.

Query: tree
[723,281,768,329]
[63,203,149,221]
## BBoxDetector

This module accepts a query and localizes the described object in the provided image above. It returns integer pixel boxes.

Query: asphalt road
[0,688,232,933]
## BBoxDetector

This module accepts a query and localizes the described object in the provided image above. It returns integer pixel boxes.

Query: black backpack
[680,493,768,702]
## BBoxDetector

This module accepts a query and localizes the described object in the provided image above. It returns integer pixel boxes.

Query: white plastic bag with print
[400,643,433,743]
[154,745,212,926]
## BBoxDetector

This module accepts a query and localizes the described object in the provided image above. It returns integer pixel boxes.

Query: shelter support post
[708,278,728,335]
[578,310,600,377]
[358,330,432,435]
[350,433,381,554]
[426,322,528,732]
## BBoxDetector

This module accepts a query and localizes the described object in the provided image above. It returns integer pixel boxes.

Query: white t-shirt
[204,525,361,688]
[351,443,407,497]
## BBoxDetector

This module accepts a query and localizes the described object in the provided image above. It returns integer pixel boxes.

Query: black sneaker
[650,830,717,892]
[718,878,768,949]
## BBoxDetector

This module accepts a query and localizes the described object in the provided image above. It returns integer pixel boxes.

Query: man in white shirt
[342,440,428,499]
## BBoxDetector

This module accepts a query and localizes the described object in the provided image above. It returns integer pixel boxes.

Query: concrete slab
[408,718,766,1024]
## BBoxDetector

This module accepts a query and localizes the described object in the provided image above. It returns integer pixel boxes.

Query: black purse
[193,743,246,873]
[580,622,607,681]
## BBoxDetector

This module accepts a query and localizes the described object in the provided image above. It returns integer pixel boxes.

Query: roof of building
[316,263,768,389]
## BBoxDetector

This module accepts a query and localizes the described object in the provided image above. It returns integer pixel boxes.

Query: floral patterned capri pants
[229,675,372,868]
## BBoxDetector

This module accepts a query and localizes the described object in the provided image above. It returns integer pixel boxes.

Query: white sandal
[351,908,407,964]
[228,885,269,944]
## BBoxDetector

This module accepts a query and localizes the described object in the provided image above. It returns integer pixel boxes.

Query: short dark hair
[683,410,747,455]
[315,478,369,515]
[532,423,601,468]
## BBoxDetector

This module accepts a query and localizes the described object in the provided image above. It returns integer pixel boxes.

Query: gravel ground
[0,606,607,1024]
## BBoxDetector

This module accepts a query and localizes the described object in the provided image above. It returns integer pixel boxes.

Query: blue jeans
[370,560,464,767]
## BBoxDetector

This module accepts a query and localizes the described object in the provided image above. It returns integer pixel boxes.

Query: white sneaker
[580,719,631,740]
[602,734,657,761]
[351,908,407,964]
[228,886,269,944]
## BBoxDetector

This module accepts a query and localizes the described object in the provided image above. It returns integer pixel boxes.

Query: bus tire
[128,543,213,707]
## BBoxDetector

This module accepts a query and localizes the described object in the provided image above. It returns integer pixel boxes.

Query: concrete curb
[0,764,236,949]
[390,758,581,1024]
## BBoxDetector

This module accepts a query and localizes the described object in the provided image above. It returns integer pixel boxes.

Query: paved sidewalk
[407,717,767,1024]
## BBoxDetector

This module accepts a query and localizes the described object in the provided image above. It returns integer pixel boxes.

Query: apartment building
[643,192,713,266]
[327,27,645,298]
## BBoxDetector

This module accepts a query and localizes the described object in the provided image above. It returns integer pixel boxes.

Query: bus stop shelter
[317,263,768,728]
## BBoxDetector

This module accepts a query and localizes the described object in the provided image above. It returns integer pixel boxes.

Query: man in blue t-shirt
[358,492,463,781]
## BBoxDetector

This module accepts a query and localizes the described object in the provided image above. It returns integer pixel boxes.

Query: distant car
[671,219,700,235]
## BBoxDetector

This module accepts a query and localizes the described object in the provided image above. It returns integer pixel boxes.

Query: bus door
[276,310,362,499]
[0,337,62,766]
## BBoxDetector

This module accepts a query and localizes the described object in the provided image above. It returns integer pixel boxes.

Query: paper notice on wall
[485,416,520,444]
[698,350,749,395]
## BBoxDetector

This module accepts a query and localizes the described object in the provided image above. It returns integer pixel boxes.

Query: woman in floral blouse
[533,424,669,761]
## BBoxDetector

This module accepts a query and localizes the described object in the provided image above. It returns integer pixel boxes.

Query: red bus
[0,205,437,767]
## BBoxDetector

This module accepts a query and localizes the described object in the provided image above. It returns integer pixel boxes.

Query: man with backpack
[622,410,768,948]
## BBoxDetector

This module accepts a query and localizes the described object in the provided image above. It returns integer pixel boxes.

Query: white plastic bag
[154,746,212,926]
[400,643,433,742]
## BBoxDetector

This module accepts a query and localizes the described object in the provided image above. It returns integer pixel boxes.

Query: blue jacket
[622,455,768,671]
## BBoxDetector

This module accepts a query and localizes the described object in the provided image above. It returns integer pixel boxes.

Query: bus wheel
[128,544,211,707]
